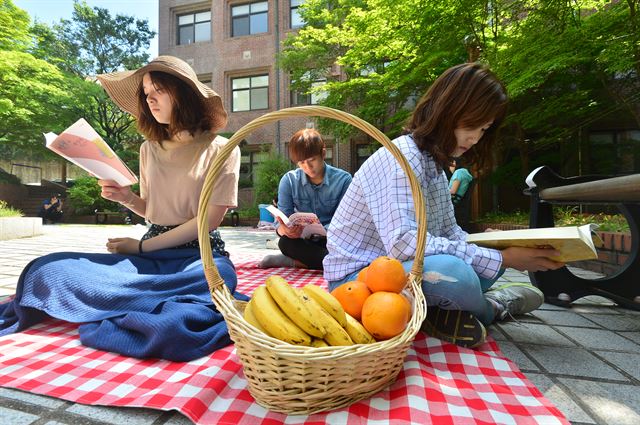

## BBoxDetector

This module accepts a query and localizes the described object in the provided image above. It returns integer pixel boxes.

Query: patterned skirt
[141,224,229,257]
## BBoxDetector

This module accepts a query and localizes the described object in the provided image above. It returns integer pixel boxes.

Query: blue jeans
[328,254,502,325]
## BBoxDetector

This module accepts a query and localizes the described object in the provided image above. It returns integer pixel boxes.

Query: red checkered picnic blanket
[0,260,568,425]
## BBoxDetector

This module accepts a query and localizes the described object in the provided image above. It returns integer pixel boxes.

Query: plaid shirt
[323,135,502,282]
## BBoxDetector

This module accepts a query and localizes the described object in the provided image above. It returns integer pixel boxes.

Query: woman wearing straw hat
[0,56,247,362]
[96,55,239,257]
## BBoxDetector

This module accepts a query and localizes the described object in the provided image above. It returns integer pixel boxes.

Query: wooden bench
[95,210,128,224]
[524,166,640,310]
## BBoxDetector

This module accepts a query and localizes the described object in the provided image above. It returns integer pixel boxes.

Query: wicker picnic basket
[197,106,427,415]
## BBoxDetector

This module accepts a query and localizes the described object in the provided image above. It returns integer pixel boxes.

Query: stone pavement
[0,225,638,425]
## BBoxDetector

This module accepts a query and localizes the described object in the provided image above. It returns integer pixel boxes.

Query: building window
[240,149,270,183]
[290,0,304,28]
[177,11,211,45]
[324,145,333,166]
[231,1,268,37]
[290,78,327,106]
[587,130,640,175]
[355,144,375,171]
[232,75,269,112]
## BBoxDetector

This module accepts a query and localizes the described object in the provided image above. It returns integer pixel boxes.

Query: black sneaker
[421,306,487,348]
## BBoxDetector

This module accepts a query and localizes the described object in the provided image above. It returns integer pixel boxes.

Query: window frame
[231,1,269,37]
[289,75,327,106]
[176,10,212,45]
[240,147,271,183]
[290,0,304,29]
[231,74,270,112]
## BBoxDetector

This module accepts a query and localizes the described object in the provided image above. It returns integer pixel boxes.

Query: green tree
[30,0,155,153]
[253,153,292,205]
[0,37,93,161]
[0,0,30,51]
[0,1,95,164]
[280,0,640,193]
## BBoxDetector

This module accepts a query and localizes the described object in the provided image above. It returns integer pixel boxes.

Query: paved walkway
[0,225,638,424]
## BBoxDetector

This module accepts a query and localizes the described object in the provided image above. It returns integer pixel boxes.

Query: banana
[310,338,329,348]
[266,275,326,338]
[251,285,312,346]
[243,300,269,335]
[323,319,354,346]
[302,284,347,327]
[298,289,353,346]
[344,312,376,344]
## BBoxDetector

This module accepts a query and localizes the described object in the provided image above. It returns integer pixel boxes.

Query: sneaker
[421,306,486,348]
[485,282,544,320]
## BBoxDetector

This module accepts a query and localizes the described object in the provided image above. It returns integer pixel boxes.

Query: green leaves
[280,0,639,185]
[0,0,30,51]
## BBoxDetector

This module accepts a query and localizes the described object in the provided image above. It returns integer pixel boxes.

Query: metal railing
[10,163,42,185]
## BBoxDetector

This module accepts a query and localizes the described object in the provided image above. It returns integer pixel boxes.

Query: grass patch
[477,206,629,233]
[0,200,24,217]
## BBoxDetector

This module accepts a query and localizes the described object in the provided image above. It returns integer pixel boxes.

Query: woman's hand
[106,237,140,254]
[501,247,565,272]
[276,217,303,239]
[98,179,133,204]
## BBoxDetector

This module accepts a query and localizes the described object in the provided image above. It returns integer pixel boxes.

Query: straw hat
[96,55,227,131]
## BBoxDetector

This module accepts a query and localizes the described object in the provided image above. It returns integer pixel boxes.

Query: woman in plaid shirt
[323,63,564,348]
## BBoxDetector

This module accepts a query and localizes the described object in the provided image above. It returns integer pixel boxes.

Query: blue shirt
[278,163,352,228]
[449,168,473,197]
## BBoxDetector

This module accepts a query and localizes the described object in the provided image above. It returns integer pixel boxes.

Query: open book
[266,205,327,239]
[44,118,138,187]
[466,224,603,263]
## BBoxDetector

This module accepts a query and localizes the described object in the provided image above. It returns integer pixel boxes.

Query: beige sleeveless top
[139,133,240,226]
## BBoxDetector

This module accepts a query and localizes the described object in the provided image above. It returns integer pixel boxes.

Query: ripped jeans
[328,254,502,325]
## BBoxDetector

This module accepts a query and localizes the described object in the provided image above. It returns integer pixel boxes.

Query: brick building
[158,0,358,185]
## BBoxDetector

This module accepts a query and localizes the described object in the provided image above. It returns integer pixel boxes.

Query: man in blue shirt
[259,129,352,270]
[38,193,64,224]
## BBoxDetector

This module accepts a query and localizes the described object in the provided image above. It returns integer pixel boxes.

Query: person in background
[38,193,64,224]
[324,63,564,348]
[259,128,352,270]
[448,159,474,205]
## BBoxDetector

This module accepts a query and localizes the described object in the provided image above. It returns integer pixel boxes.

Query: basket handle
[197,106,427,297]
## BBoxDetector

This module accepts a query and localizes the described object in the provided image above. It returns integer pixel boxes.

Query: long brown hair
[288,128,325,163]
[405,63,507,170]
[136,71,214,144]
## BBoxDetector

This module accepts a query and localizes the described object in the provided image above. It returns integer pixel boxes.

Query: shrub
[477,207,629,232]
[0,200,23,217]
[67,177,120,215]
[253,153,291,206]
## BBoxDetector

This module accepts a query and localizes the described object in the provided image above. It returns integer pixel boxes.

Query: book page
[288,212,321,227]
[466,225,599,262]
[265,205,325,238]
[265,205,290,225]
[45,118,138,187]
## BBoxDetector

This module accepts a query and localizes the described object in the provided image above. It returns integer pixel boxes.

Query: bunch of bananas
[244,275,376,347]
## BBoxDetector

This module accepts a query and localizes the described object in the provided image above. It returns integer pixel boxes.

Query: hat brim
[96,56,227,132]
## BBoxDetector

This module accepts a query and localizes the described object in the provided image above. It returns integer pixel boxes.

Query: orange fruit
[365,256,407,293]
[356,266,369,283]
[361,291,411,340]
[330,281,372,321]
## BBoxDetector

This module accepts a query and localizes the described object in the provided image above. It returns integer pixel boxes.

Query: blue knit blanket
[0,249,248,361]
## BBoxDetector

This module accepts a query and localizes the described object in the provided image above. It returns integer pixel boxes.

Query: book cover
[466,224,602,263]
[44,118,138,187]
[265,205,326,239]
